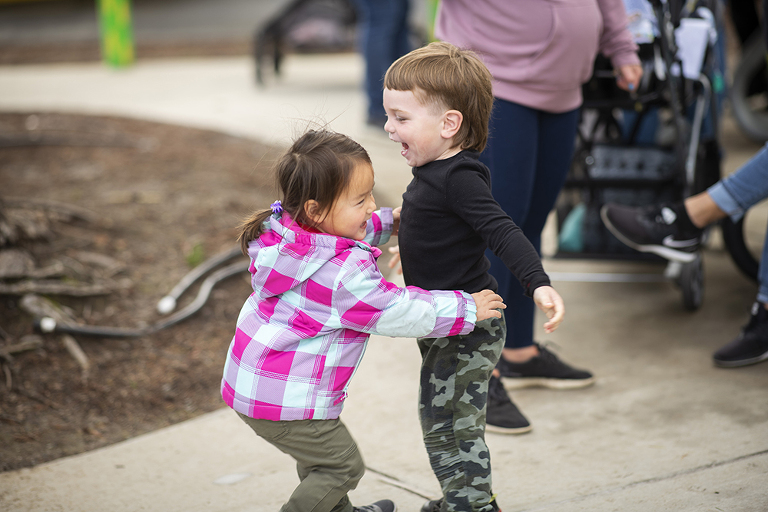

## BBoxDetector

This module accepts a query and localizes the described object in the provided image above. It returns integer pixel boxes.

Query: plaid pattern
[222,209,478,421]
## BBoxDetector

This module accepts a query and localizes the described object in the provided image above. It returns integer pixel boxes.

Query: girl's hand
[392,206,401,236]
[616,63,643,92]
[532,286,564,334]
[387,245,403,274]
[471,289,506,321]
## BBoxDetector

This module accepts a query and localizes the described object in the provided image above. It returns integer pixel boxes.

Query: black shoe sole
[486,422,533,435]
[501,375,596,390]
[713,351,768,368]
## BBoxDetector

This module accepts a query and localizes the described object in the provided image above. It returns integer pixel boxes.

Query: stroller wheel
[730,34,768,143]
[721,217,760,283]
[678,252,704,311]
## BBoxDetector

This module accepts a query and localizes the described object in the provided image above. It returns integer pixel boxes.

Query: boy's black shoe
[354,499,396,512]
[486,374,532,434]
[421,498,501,512]
[497,343,595,390]
[713,302,768,367]
[600,202,703,263]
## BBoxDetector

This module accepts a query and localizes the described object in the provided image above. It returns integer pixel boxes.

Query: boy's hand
[471,289,506,321]
[532,286,564,334]
[387,245,403,274]
[392,206,401,236]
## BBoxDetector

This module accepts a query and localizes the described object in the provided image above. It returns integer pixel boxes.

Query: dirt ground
[0,111,283,472]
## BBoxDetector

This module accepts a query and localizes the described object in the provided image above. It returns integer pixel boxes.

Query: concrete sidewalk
[1,53,767,511]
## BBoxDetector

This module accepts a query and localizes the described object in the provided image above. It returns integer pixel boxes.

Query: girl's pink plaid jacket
[221,208,478,421]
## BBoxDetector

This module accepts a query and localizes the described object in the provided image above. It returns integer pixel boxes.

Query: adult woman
[435,0,643,432]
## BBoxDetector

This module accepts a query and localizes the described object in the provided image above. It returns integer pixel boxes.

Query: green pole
[98,0,135,67]
[427,0,439,42]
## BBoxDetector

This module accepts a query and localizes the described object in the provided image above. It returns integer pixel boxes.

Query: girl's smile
[310,162,376,240]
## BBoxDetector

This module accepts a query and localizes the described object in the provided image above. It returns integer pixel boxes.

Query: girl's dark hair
[238,130,371,253]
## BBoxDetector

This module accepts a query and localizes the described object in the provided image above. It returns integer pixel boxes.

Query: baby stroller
[556,0,724,310]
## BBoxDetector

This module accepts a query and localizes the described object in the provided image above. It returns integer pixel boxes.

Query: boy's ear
[441,110,463,140]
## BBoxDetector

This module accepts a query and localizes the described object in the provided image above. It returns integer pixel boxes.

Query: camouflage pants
[417,312,505,512]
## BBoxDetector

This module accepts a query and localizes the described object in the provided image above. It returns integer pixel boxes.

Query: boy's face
[383,88,460,168]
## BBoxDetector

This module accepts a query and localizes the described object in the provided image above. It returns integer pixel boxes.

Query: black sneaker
[713,302,768,368]
[497,343,595,390]
[600,202,703,263]
[354,499,396,512]
[486,375,532,434]
[420,498,501,512]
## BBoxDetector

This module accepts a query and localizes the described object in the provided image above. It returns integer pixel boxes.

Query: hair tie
[270,200,283,214]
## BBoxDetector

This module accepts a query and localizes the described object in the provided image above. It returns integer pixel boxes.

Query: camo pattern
[417,312,505,512]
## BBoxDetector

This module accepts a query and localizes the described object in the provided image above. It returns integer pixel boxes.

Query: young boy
[382,42,565,512]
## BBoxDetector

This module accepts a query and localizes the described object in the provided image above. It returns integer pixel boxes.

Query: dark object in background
[254,0,357,84]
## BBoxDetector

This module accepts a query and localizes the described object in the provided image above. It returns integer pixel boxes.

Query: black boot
[485,374,532,434]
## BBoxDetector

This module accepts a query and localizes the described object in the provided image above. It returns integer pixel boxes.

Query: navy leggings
[480,98,579,349]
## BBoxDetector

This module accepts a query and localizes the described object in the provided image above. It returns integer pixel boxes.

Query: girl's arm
[362,208,394,247]
[331,253,501,338]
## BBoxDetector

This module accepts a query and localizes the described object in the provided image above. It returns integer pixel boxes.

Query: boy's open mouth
[400,142,409,157]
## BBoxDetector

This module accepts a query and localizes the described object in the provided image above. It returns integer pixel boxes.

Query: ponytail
[237,208,272,254]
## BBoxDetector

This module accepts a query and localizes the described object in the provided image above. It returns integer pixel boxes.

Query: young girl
[220,129,505,512]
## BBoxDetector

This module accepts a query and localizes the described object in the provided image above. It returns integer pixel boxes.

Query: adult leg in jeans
[238,414,365,512]
[681,143,768,366]
[417,315,504,512]
[599,143,768,366]
[694,143,768,301]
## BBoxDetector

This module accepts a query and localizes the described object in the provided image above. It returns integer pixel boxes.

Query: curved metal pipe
[156,245,243,314]
[36,261,249,338]
[150,261,248,332]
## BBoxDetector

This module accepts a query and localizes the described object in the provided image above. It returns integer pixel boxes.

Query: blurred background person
[435,0,642,433]
[353,0,413,127]
[602,143,768,369]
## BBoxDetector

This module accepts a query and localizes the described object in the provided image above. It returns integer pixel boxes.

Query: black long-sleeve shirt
[398,150,551,297]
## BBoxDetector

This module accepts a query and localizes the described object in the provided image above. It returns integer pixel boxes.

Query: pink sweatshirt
[436,0,640,113]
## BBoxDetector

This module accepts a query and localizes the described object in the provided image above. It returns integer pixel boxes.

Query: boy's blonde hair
[384,41,493,153]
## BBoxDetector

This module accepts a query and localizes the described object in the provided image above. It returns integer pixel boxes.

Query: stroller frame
[558,0,723,310]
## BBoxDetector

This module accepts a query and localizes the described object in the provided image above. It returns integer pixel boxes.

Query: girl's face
[313,162,376,240]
